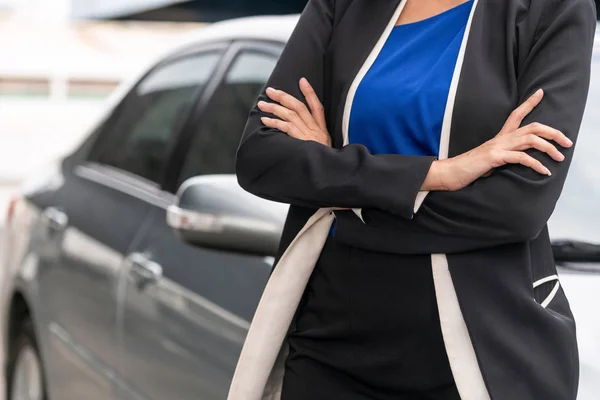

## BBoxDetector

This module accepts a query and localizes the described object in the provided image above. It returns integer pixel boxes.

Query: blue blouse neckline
[393,0,473,30]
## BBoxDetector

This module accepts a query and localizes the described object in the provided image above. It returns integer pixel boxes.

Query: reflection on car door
[35,47,225,400]
[116,42,282,400]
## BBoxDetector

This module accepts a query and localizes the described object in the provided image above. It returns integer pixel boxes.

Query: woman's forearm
[237,132,437,219]
[421,160,451,192]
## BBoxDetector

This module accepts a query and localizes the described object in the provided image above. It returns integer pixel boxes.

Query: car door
[35,46,226,400]
[115,42,282,400]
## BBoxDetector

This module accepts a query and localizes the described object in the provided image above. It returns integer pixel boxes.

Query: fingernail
[566,138,573,146]
[546,169,552,176]
[261,117,268,124]
[258,101,266,106]
[266,87,276,94]
[300,77,308,85]
[536,88,544,96]
[558,153,565,161]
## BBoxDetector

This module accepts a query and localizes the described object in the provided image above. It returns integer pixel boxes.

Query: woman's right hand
[425,89,574,192]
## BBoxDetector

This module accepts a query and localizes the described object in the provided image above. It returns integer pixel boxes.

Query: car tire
[7,318,47,400]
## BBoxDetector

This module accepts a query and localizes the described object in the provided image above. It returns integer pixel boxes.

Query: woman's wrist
[422,159,452,192]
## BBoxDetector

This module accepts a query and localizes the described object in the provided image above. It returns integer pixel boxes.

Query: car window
[177,51,278,185]
[93,51,222,184]
[548,56,600,243]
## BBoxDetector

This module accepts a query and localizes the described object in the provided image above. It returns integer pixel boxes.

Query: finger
[261,117,303,139]
[258,101,309,131]
[515,122,573,148]
[516,134,565,162]
[503,151,552,176]
[299,78,327,131]
[500,89,544,134]
[265,87,318,129]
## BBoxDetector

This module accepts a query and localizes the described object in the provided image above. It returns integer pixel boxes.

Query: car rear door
[115,41,282,400]
[35,45,226,400]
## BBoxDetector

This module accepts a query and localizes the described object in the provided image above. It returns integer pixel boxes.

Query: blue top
[349,0,473,156]
[332,1,473,235]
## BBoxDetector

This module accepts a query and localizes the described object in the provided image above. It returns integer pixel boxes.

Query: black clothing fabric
[232,0,597,399]
[282,356,460,400]
[282,238,457,399]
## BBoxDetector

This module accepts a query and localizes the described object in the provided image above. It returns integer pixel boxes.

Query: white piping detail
[430,1,490,400]
[414,191,429,213]
[341,0,407,147]
[533,274,559,288]
[541,281,561,308]
[533,274,560,308]
[228,209,335,400]
[431,255,490,400]
[341,0,408,223]
[416,0,479,214]
[352,208,366,223]
[438,2,475,161]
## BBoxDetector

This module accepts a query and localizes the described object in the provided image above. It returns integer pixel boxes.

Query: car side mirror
[167,175,288,257]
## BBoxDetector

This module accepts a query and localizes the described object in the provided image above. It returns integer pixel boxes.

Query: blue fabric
[331,1,473,236]
[349,0,473,156]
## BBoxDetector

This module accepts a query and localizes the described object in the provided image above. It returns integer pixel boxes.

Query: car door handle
[41,207,68,233]
[126,252,163,290]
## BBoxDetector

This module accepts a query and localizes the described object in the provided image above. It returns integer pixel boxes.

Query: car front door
[36,46,226,400]
[115,42,282,400]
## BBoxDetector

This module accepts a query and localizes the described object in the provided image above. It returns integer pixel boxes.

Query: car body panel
[34,164,156,400]
[114,203,272,400]
[112,40,286,400]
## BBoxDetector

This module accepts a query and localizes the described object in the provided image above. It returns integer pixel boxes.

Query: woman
[230,0,596,399]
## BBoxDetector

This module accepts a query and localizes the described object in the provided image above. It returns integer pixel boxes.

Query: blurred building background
[0,0,307,216]
[71,0,308,21]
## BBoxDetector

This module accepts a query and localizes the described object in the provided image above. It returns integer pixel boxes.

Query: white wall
[71,0,188,19]
[6,0,70,21]
[0,11,202,182]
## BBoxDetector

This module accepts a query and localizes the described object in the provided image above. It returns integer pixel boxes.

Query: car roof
[75,15,300,148]
[171,14,299,53]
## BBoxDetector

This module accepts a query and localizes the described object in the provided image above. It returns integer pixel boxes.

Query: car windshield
[548,52,600,244]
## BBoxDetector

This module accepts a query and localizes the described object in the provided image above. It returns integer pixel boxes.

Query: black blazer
[233,0,597,399]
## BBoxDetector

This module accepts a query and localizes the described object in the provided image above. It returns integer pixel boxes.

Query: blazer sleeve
[359,0,596,253]
[235,0,437,220]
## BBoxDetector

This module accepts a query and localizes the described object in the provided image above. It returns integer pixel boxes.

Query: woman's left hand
[257,78,332,147]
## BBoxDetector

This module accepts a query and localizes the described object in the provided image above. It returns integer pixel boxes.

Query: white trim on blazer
[430,1,491,399]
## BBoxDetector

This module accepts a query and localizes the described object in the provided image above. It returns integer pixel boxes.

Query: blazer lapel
[329,0,403,149]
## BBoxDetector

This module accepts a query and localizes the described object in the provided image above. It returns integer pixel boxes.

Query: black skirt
[281,236,460,400]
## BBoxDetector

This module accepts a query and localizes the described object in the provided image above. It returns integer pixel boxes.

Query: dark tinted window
[94,52,221,183]
[178,51,278,184]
